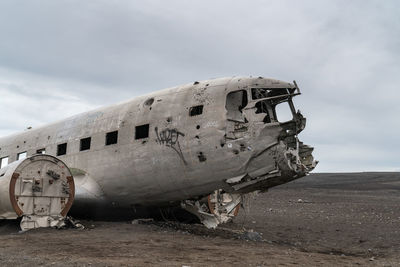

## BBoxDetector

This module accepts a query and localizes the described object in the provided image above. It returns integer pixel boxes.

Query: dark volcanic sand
[0,172,399,266]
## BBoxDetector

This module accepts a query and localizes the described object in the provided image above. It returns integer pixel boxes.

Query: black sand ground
[0,172,399,266]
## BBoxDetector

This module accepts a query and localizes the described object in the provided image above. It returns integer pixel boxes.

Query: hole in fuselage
[198,152,207,162]
[144,98,154,106]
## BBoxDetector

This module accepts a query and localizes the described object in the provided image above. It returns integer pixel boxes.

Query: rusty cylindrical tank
[0,154,74,231]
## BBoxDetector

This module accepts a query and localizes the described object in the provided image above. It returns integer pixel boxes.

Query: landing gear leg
[181,190,241,229]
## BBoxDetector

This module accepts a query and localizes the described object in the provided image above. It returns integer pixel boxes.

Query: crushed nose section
[181,190,241,229]
[298,142,318,172]
[278,111,318,175]
[222,81,317,194]
[279,141,317,179]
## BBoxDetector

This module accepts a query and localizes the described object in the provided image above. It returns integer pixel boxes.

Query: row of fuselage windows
[0,104,205,169]
[0,124,151,169]
[51,124,149,156]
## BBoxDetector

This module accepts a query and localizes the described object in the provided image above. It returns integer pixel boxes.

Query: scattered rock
[132,218,154,225]
[240,231,263,242]
[65,217,85,230]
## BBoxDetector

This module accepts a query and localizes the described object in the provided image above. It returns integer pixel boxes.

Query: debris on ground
[240,230,263,241]
[131,218,155,225]
[65,217,85,230]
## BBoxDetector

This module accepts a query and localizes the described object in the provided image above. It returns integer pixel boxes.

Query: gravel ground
[0,172,399,266]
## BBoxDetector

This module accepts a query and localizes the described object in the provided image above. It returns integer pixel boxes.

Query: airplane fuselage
[0,77,316,216]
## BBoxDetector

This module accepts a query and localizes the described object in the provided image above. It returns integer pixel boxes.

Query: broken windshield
[251,88,296,100]
[275,102,293,122]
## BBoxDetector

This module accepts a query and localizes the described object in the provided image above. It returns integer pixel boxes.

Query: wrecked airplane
[0,76,317,230]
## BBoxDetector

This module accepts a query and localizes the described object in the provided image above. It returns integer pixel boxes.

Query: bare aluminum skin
[0,76,317,227]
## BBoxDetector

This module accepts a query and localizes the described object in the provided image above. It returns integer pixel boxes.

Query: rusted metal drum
[0,155,74,230]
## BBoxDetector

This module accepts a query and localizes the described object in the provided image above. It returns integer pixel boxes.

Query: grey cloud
[0,0,399,171]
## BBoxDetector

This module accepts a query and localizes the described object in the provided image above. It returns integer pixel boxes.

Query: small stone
[241,231,263,241]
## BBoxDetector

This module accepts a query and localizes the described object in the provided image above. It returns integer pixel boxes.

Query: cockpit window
[255,101,271,123]
[251,88,296,100]
[253,95,296,124]
[226,90,248,122]
[252,88,273,99]
[275,102,293,122]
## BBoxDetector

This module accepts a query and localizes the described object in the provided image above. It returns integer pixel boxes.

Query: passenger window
[80,137,91,151]
[0,156,9,169]
[135,124,149,139]
[189,105,203,116]
[106,131,118,145]
[225,90,248,122]
[17,151,27,160]
[36,148,46,154]
[57,143,67,156]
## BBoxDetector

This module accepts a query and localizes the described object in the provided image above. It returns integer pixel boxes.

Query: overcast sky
[0,0,399,172]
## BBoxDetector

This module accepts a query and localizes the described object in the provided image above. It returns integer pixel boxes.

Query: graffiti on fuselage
[155,127,187,165]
